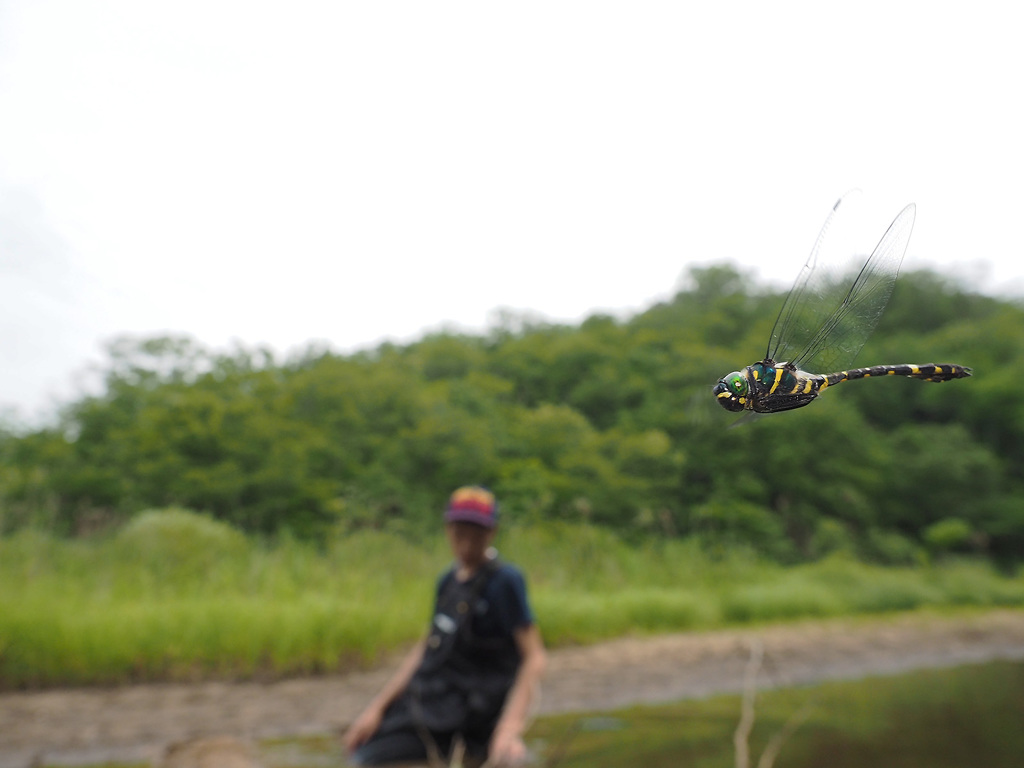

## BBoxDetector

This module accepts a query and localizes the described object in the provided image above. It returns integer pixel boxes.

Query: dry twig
[734,638,765,768]
[733,637,814,768]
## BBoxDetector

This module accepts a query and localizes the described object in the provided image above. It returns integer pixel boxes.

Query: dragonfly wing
[796,202,915,373]
[769,192,916,374]
[767,191,857,365]
[728,411,763,429]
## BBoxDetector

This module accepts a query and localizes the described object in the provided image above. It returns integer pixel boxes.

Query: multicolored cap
[444,486,499,528]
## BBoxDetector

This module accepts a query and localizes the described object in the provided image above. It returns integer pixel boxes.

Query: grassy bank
[2,510,1023,688]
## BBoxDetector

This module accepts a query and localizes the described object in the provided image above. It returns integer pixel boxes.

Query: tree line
[2,266,1021,563]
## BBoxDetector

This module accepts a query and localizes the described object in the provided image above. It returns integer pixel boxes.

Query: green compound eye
[727,373,748,396]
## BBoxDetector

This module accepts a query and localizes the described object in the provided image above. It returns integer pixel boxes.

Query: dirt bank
[2,610,1023,767]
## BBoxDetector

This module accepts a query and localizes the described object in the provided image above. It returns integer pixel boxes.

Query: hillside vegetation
[1,266,1021,564]
[3,266,1024,687]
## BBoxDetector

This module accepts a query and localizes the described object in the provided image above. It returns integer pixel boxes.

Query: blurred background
[1,2,1022,767]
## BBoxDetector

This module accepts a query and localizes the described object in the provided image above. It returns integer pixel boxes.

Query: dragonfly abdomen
[820,363,973,389]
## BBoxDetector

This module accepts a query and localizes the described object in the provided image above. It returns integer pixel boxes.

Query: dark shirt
[366,558,535,747]
[432,560,534,642]
[353,559,536,763]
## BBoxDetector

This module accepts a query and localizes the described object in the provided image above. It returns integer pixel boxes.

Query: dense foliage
[1,266,1021,562]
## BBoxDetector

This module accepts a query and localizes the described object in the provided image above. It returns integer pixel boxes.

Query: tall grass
[1,510,1022,688]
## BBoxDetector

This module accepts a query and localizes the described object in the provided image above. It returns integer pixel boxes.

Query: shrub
[114,507,249,583]
[924,518,974,554]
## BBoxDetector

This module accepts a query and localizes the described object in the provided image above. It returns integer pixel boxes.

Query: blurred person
[343,486,546,767]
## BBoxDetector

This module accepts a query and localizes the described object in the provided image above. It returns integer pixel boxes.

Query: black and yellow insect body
[715,361,972,414]
[713,193,972,416]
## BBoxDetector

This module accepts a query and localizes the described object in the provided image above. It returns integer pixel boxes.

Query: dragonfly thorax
[713,360,821,413]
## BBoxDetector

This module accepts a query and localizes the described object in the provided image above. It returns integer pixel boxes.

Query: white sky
[1,1,1022,423]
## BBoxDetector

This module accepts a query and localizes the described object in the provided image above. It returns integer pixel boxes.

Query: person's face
[445,521,495,568]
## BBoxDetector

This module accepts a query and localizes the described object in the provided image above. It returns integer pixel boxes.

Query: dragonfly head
[713,371,750,412]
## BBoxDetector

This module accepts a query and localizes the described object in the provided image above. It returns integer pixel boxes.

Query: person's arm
[488,624,547,765]
[343,639,426,753]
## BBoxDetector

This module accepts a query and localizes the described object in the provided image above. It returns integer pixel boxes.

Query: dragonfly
[712,192,972,415]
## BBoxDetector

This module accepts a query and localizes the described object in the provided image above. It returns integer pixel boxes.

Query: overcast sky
[1,2,1021,423]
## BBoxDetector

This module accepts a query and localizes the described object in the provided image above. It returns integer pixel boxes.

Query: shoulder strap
[469,556,501,601]
[456,557,501,640]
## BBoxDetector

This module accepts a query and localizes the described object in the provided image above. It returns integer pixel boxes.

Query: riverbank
[2,609,1023,767]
